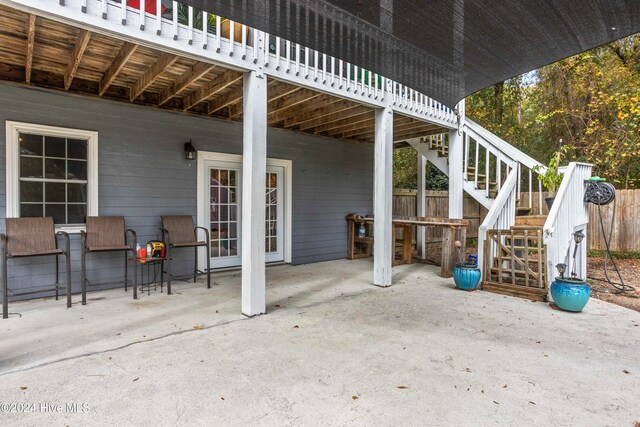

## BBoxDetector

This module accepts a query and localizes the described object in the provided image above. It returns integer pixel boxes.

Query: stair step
[514,215,547,227]
[516,206,532,216]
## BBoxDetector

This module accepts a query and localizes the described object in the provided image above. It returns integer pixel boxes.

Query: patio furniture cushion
[162,216,197,246]
[85,216,126,251]
[6,217,58,257]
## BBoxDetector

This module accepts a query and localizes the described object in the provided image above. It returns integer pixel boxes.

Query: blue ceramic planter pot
[453,262,481,291]
[550,278,591,312]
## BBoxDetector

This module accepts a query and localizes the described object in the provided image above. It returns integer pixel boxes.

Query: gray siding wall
[0,83,373,299]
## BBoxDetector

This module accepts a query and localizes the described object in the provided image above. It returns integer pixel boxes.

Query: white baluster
[295,44,300,75]
[139,0,145,31]
[275,36,281,70]
[215,15,221,52]
[322,53,327,83]
[314,50,319,81]
[229,20,235,56]
[101,0,108,19]
[202,12,208,49]
[474,139,479,188]
[285,40,291,73]
[172,1,178,40]
[304,47,310,78]
[346,63,351,91]
[338,59,343,88]
[187,6,193,44]
[121,0,127,25]
[241,24,248,59]
[156,0,162,35]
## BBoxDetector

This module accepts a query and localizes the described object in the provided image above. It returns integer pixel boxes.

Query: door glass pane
[265,172,278,254]
[210,168,239,259]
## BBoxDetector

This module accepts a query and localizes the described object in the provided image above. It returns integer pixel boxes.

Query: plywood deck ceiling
[0,6,446,144]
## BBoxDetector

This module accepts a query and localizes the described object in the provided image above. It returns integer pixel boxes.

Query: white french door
[198,153,289,270]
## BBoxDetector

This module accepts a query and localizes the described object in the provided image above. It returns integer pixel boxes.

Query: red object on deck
[126,0,166,15]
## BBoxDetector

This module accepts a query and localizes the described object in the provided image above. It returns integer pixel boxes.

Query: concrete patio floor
[0,259,639,426]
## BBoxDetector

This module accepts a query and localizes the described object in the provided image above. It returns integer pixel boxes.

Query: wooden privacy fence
[393,189,640,252]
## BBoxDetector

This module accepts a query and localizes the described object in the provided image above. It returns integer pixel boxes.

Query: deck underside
[0,5,446,145]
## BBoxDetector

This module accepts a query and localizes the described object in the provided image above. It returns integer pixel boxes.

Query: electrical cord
[587,189,635,294]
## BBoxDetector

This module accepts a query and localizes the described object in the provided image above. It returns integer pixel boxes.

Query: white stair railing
[542,162,592,284]
[463,119,546,213]
[477,169,518,280]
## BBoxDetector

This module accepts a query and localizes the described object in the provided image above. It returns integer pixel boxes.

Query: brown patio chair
[81,216,137,303]
[160,215,210,294]
[1,217,71,319]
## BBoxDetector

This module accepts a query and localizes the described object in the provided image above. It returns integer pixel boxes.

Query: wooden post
[441,226,466,278]
[241,70,267,316]
[416,152,426,258]
[374,105,393,287]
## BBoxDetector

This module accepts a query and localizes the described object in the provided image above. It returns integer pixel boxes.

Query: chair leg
[124,250,128,292]
[206,244,211,289]
[81,249,87,305]
[2,250,8,320]
[65,252,71,309]
[193,246,197,283]
[133,258,138,300]
[167,246,172,295]
[55,254,59,301]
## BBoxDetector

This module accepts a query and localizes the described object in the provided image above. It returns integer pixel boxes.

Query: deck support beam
[448,101,465,219]
[416,151,427,258]
[241,70,267,316]
[373,105,393,287]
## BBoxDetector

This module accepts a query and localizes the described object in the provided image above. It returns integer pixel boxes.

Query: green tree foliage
[393,147,448,190]
[466,33,640,188]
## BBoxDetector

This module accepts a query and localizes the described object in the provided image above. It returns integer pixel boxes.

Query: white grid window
[6,122,98,231]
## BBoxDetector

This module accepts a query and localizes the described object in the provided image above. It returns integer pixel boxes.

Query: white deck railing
[12,0,458,128]
[543,162,592,284]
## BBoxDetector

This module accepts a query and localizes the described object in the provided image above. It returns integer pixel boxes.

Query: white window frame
[5,121,99,233]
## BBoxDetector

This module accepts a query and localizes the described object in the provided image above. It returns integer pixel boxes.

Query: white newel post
[416,152,427,258]
[448,100,465,219]
[373,105,393,287]
[241,69,267,316]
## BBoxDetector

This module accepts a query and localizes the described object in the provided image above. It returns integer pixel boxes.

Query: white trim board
[196,150,292,269]
[5,120,99,233]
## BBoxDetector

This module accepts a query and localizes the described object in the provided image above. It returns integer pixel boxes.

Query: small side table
[129,257,166,299]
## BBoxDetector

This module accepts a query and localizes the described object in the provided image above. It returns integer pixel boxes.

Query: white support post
[417,152,427,258]
[448,100,465,219]
[241,70,267,317]
[373,105,393,287]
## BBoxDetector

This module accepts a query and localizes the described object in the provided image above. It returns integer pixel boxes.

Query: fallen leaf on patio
[133,378,139,382]
[493,401,500,405]
[19,386,27,390]
[464,367,472,372]
[293,325,299,329]
[220,397,225,401]
[529,401,536,405]
[275,304,281,308]
[193,324,205,330]
[481,390,485,394]
[623,369,630,374]
[396,386,409,389]
[116,333,121,336]
[351,395,358,400]
[502,384,507,388]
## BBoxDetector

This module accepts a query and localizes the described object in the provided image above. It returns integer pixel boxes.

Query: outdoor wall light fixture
[184,140,196,160]
[573,230,585,244]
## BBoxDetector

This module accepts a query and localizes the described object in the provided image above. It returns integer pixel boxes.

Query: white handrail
[477,169,518,279]
[543,162,592,284]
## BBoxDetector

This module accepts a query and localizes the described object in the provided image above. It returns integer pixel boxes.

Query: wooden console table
[347,216,468,278]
